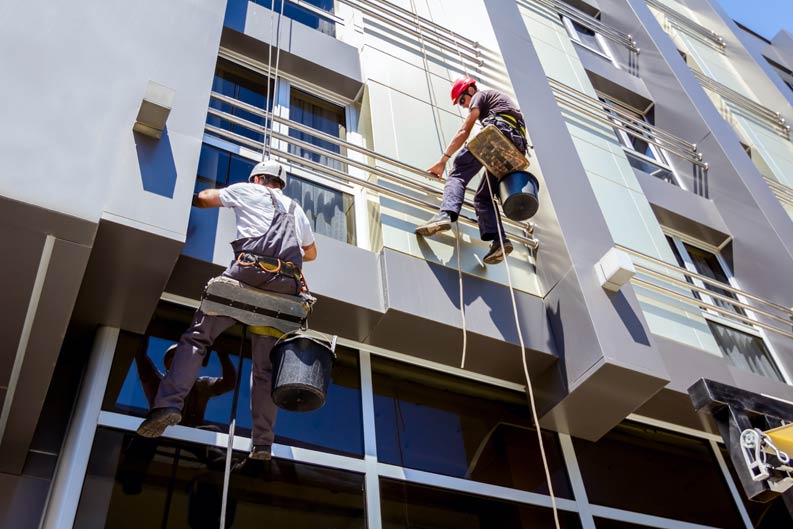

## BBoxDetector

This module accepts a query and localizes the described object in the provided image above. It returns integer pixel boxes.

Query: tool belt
[491,113,527,137]
[235,252,303,282]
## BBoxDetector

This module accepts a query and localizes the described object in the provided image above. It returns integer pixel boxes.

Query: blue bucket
[498,170,540,221]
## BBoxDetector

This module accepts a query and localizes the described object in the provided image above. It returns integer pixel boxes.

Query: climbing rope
[484,175,561,529]
[262,0,287,160]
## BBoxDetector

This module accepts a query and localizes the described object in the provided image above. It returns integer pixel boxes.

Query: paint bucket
[270,331,336,412]
[498,170,540,221]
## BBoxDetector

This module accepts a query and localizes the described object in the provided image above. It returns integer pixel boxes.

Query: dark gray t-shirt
[469,89,524,125]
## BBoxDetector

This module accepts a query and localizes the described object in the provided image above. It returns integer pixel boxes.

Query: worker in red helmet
[416,77,528,264]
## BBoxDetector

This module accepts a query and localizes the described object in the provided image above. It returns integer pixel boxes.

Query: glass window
[103,302,365,458]
[707,321,784,381]
[563,17,603,53]
[207,59,273,144]
[718,446,793,529]
[380,479,582,529]
[73,428,366,529]
[284,175,356,245]
[288,88,346,171]
[252,0,336,37]
[572,422,745,528]
[371,357,573,498]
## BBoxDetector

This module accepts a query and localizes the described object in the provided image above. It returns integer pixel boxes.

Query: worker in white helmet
[137,160,317,462]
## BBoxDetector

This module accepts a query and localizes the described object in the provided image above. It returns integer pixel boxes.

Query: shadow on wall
[135,127,178,199]
[608,290,651,346]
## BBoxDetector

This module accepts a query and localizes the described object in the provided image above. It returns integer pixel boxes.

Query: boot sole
[483,245,514,265]
[249,449,272,461]
[136,411,181,438]
[415,221,452,237]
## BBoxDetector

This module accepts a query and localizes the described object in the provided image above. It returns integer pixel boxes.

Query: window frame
[665,232,791,383]
[560,15,619,67]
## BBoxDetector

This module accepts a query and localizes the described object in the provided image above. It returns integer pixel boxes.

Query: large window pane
[682,242,743,315]
[73,428,365,529]
[288,88,346,171]
[208,59,273,144]
[380,479,582,529]
[252,0,336,37]
[708,321,784,381]
[372,357,573,498]
[284,176,356,245]
[572,422,744,528]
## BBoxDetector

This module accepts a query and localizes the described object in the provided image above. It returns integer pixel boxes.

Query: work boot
[483,238,514,265]
[415,212,453,237]
[136,407,182,438]
[249,444,272,461]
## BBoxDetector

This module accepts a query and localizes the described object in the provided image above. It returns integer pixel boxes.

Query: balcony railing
[618,245,793,341]
[691,69,791,139]
[523,0,640,75]
[764,176,793,209]
[204,91,539,250]
[549,78,709,194]
[645,0,726,51]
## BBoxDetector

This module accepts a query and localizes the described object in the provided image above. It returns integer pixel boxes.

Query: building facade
[2,0,793,527]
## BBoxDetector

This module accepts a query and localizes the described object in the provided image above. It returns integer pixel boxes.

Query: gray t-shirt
[469,89,524,125]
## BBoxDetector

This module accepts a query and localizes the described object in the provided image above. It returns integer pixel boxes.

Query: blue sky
[716,0,793,40]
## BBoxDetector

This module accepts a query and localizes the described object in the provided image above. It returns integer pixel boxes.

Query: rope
[262,0,287,160]
[483,175,561,529]
[219,325,247,529]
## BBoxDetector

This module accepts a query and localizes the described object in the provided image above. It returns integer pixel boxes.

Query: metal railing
[548,77,709,193]
[645,0,726,50]
[763,176,793,209]
[692,69,791,138]
[206,92,539,250]
[337,0,486,70]
[523,0,640,74]
[617,245,793,340]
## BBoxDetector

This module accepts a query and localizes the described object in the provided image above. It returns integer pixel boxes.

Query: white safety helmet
[248,159,287,188]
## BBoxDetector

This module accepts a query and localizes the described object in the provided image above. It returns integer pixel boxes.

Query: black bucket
[498,170,540,221]
[270,331,337,412]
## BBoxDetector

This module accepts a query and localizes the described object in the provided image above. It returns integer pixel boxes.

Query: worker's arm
[192,189,223,208]
[302,242,317,262]
[427,107,480,179]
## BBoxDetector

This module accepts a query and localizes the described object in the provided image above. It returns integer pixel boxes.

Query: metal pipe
[528,0,637,49]
[617,245,793,317]
[645,0,726,49]
[632,277,793,340]
[205,124,540,250]
[692,70,788,130]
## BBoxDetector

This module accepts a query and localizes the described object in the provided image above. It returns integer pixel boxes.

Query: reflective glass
[73,428,365,529]
[572,421,745,528]
[571,20,602,52]
[252,0,336,37]
[625,151,676,185]
[284,176,356,245]
[372,357,573,497]
[207,59,273,144]
[708,321,784,381]
[380,479,582,529]
[288,88,346,171]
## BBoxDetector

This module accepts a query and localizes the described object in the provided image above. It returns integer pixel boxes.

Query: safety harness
[492,113,527,138]
[234,252,310,294]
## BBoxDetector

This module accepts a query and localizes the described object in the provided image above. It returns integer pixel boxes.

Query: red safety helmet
[450,77,476,105]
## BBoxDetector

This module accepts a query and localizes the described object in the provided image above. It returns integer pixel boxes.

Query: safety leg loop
[454,224,468,369]
[220,325,247,529]
[484,176,561,529]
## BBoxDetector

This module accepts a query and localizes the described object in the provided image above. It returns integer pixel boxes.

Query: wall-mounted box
[133,81,175,139]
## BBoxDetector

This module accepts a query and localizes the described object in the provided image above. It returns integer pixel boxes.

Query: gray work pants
[154,309,278,445]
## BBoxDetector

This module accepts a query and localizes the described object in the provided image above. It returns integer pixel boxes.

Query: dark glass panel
[372,357,572,498]
[252,0,336,36]
[288,88,346,171]
[707,321,784,381]
[73,428,365,529]
[380,479,582,529]
[572,421,744,528]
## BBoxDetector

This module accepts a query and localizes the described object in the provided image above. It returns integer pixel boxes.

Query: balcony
[645,0,726,52]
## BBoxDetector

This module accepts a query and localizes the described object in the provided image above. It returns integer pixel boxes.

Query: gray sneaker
[249,444,272,461]
[137,407,182,438]
[415,212,453,236]
[483,239,514,265]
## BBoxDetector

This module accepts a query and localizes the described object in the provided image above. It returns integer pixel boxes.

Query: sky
[715,0,793,40]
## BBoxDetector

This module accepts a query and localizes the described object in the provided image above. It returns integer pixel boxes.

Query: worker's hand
[427,162,446,180]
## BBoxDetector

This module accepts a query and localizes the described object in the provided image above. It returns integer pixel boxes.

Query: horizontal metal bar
[339,0,484,67]
[529,0,638,50]
[645,0,726,49]
[618,244,793,317]
[204,124,539,250]
[549,78,698,153]
[764,177,793,206]
[288,0,344,24]
[554,97,706,166]
[632,277,793,340]
[634,263,793,329]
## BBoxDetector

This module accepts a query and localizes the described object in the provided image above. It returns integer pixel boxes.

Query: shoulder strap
[265,188,280,210]
[288,198,297,215]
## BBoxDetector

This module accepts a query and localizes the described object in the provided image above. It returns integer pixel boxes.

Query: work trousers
[154,309,278,445]
[439,122,528,240]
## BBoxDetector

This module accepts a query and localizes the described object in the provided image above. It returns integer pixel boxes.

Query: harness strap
[265,187,280,210]
[494,113,527,137]
[235,252,310,293]
[288,199,297,215]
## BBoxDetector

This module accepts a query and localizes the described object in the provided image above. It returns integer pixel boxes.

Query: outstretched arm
[192,189,223,208]
[427,108,480,179]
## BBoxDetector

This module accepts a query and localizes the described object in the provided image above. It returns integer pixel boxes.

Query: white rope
[263,0,287,159]
[484,175,561,529]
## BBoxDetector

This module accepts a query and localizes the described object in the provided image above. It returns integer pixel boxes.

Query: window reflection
[252,0,336,37]
[73,428,365,529]
[288,88,346,171]
[372,357,572,497]
[380,479,582,529]
[104,302,364,458]
[572,422,745,528]
[208,59,273,144]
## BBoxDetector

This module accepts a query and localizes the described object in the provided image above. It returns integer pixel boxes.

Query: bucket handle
[275,328,338,352]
